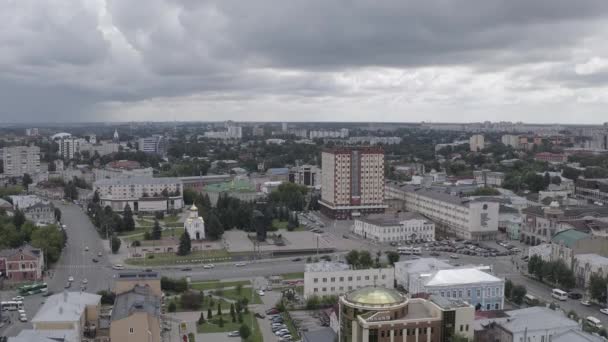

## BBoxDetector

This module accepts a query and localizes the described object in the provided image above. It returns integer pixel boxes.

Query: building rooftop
[500,307,578,333]
[522,205,608,218]
[94,177,181,186]
[552,329,605,342]
[394,258,453,274]
[425,268,501,287]
[305,261,351,273]
[0,244,42,258]
[551,229,590,248]
[112,284,161,321]
[8,329,77,342]
[575,253,608,266]
[345,286,406,307]
[429,295,473,310]
[32,291,101,323]
[203,179,256,193]
[268,167,289,175]
[358,212,429,226]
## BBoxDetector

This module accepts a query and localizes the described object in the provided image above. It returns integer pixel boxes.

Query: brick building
[0,244,45,282]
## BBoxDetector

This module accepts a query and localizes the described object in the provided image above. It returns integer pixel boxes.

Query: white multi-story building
[473,170,505,187]
[204,124,243,140]
[469,134,485,152]
[93,177,183,212]
[25,128,39,137]
[501,134,520,149]
[304,261,394,299]
[289,164,321,188]
[138,135,166,155]
[420,268,504,311]
[320,147,387,219]
[58,137,83,160]
[1,145,40,177]
[385,183,500,240]
[93,166,154,180]
[394,258,453,292]
[352,212,435,243]
[572,253,608,288]
[309,129,349,139]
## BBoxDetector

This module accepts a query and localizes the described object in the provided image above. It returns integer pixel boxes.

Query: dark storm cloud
[2,0,608,122]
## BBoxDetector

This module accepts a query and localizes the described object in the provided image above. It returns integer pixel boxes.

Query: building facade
[534,152,567,163]
[110,284,161,342]
[23,201,56,226]
[469,134,485,152]
[289,164,321,188]
[93,177,184,212]
[320,147,387,219]
[501,134,520,149]
[572,253,608,288]
[394,258,454,293]
[473,170,505,187]
[420,268,504,311]
[575,178,608,205]
[0,244,45,282]
[1,145,41,177]
[138,135,166,155]
[353,212,435,243]
[550,229,608,269]
[304,262,394,299]
[339,287,474,342]
[386,183,500,241]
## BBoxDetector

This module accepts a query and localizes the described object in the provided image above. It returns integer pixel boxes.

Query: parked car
[42,291,54,297]
[449,254,459,259]
[97,252,102,257]
[92,258,98,263]
[234,262,247,267]
[600,308,608,315]
[12,296,24,301]
[82,278,88,284]
[568,292,582,300]
[181,267,192,271]
[64,282,71,289]
[19,315,27,322]
[257,290,265,296]
[227,331,240,337]
[254,312,265,318]
[112,264,125,270]
[266,308,280,315]
[203,264,215,269]
[68,276,74,282]
[581,300,591,306]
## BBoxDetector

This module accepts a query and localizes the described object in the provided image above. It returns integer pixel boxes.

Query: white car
[82,278,88,284]
[581,300,591,306]
[84,246,89,251]
[600,308,608,315]
[68,276,74,282]
[257,290,265,296]
[19,315,27,322]
[234,262,247,267]
[12,296,24,301]
[112,264,125,270]
[203,264,215,269]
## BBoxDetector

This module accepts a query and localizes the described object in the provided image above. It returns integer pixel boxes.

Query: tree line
[528,255,576,290]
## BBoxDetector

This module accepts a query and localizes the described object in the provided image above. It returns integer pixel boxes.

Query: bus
[1,301,24,311]
[18,282,48,296]
[551,289,568,301]
[398,247,412,255]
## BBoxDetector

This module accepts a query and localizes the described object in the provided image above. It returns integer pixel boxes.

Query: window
[452,290,457,298]
[348,276,353,281]
[477,289,481,297]
[460,325,463,332]
[331,277,335,282]
[129,328,134,334]
[486,304,490,310]
[459,290,463,298]
[541,337,545,342]
[357,276,361,281]
[467,289,471,297]
[323,278,327,283]
[495,303,499,310]
[314,288,318,292]
[339,277,344,282]
[466,325,469,331]
[322,287,326,292]
[314,278,318,283]
[331,287,335,291]
[365,276,369,280]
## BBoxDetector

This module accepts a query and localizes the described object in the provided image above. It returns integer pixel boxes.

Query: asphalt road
[1,201,113,337]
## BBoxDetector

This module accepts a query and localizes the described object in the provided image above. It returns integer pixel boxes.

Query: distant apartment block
[347,136,402,145]
[385,183,499,241]
[304,261,394,299]
[25,128,39,136]
[352,212,435,243]
[93,160,154,180]
[309,129,349,139]
[204,125,243,139]
[320,147,387,219]
[138,135,166,155]
[534,152,567,163]
[501,134,520,149]
[93,177,183,212]
[473,170,505,187]
[0,145,40,177]
[469,134,485,152]
[289,164,321,188]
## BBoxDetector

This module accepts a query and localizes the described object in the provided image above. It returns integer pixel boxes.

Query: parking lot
[288,310,328,334]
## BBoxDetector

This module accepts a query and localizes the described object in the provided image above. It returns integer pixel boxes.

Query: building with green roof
[551,229,608,269]
[202,178,263,205]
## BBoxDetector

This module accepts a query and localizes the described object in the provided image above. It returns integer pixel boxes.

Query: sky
[2,0,608,124]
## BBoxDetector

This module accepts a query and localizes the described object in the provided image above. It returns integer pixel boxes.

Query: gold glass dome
[345,286,405,307]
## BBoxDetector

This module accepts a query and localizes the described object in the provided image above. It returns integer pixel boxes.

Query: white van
[586,316,603,329]
[551,289,568,301]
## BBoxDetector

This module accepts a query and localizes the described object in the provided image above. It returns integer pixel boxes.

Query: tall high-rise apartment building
[0,145,40,177]
[469,134,485,152]
[138,135,166,155]
[320,147,386,219]
[58,137,82,160]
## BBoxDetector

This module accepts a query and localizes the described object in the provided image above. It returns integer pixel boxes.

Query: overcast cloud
[2,0,608,123]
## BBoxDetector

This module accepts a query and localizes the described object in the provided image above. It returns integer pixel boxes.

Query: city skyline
[3,1,608,124]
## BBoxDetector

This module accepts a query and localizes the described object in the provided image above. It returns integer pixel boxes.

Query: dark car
[568,292,582,300]
[181,267,192,271]
[254,312,265,318]
[92,258,98,263]
[292,258,302,262]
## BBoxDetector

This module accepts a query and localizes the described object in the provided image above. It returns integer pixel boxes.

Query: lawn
[271,219,306,231]
[220,288,263,305]
[281,272,304,280]
[116,226,150,237]
[123,227,185,243]
[124,249,231,266]
[136,218,154,227]
[197,312,263,342]
[191,280,251,291]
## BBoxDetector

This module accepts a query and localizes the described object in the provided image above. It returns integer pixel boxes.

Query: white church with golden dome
[184,204,205,240]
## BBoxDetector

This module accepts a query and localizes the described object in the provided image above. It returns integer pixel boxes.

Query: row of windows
[374,327,434,338]
[433,286,503,299]
[313,274,387,283]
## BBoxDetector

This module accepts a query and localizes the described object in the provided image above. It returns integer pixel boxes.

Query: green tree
[123,204,135,231]
[22,173,33,189]
[505,279,513,299]
[452,334,470,342]
[206,212,224,240]
[54,207,62,222]
[177,230,192,256]
[168,301,177,312]
[92,190,100,204]
[562,167,581,180]
[358,251,373,268]
[207,308,213,320]
[235,283,243,295]
[543,172,551,188]
[230,303,236,322]
[385,251,400,266]
[12,209,25,229]
[31,225,65,263]
[239,324,251,340]
[511,285,527,305]
[218,316,224,328]
[217,302,222,316]
[151,219,162,240]
[589,274,607,303]
[111,236,121,253]
[345,250,360,267]
[198,312,205,325]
